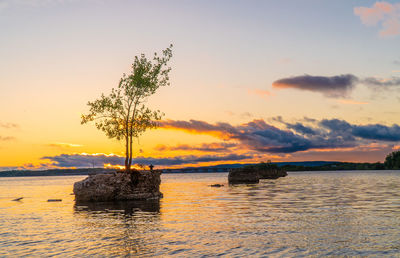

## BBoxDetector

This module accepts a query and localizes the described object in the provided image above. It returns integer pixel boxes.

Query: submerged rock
[209,184,224,187]
[73,170,162,202]
[228,163,287,184]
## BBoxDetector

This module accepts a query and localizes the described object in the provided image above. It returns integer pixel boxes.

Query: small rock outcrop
[228,167,260,184]
[73,170,162,202]
[228,163,287,184]
[258,168,287,179]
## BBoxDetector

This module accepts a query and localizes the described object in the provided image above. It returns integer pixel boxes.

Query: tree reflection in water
[73,199,162,256]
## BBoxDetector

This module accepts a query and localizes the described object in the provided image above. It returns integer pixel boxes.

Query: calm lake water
[0,171,399,257]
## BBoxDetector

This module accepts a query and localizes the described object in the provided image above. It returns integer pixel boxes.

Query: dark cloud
[237,120,313,153]
[155,142,237,152]
[362,77,400,87]
[271,74,400,98]
[286,122,316,135]
[41,154,124,168]
[160,119,346,153]
[352,124,400,141]
[319,119,352,132]
[41,153,252,168]
[160,118,400,154]
[134,154,251,166]
[319,119,400,142]
[272,74,358,98]
[0,166,20,172]
[41,117,400,168]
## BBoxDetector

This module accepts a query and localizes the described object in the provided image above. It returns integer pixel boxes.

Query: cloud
[46,142,83,148]
[0,122,18,129]
[160,119,237,139]
[319,118,400,141]
[37,117,400,168]
[0,136,15,141]
[155,142,237,152]
[248,89,273,99]
[352,124,400,141]
[337,99,369,105]
[271,74,400,97]
[160,118,400,155]
[224,111,254,119]
[41,153,123,168]
[41,153,253,168]
[0,166,19,172]
[362,76,400,87]
[285,122,317,135]
[160,119,343,153]
[272,74,358,98]
[354,1,400,37]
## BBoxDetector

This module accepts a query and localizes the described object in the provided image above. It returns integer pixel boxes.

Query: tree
[384,150,400,169]
[81,45,173,171]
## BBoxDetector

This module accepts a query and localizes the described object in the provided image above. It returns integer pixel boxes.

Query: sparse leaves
[81,45,173,170]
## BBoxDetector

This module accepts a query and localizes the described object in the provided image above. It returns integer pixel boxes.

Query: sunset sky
[2,0,400,170]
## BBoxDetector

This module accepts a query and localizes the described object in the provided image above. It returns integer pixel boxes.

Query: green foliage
[81,45,173,171]
[384,151,400,169]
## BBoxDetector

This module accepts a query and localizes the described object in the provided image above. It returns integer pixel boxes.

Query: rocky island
[73,169,162,202]
[228,162,287,184]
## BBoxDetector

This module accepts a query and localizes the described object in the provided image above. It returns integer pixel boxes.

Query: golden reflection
[1,173,400,256]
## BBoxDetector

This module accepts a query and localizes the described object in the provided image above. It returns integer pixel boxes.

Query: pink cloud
[354,1,400,37]
[248,89,273,99]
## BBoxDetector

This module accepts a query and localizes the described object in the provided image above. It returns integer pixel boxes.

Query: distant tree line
[282,150,400,171]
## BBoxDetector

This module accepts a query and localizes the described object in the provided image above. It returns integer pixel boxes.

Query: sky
[1,0,400,170]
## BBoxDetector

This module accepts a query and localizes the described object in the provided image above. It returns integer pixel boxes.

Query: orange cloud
[47,142,83,148]
[337,99,369,105]
[248,89,273,99]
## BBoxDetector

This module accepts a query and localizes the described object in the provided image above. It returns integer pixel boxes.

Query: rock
[47,199,62,202]
[228,167,260,184]
[258,168,287,179]
[209,184,224,187]
[73,169,162,202]
[228,163,287,184]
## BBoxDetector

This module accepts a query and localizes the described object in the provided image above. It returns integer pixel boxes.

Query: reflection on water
[0,172,400,257]
[73,200,162,256]
[74,199,161,215]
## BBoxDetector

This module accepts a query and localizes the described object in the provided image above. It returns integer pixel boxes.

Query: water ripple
[0,172,399,256]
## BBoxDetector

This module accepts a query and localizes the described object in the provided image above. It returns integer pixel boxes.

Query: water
[0,171,399,257]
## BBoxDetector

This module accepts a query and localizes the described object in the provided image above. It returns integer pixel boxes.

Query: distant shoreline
[0,160,396,177]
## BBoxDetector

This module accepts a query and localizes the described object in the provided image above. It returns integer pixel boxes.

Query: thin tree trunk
[128,99,138,171]
[125,134,129,171]
[125,100,133,172]
[128,133,133,170]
